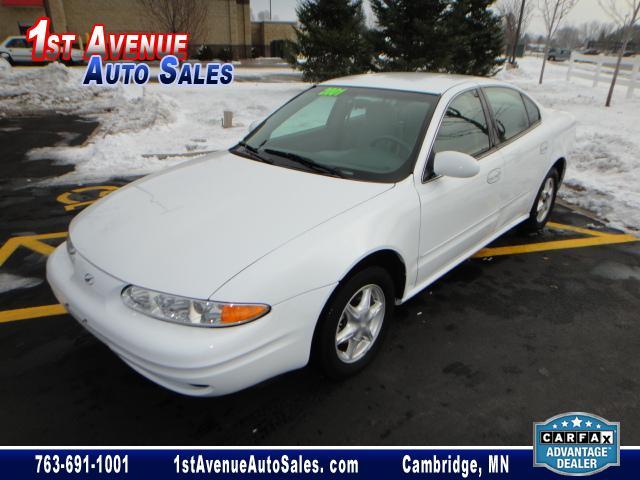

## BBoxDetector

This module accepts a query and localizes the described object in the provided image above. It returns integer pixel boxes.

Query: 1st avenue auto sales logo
[534,412,620,476]
[25,17,233,86]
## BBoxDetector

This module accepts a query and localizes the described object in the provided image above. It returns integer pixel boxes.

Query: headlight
[121,285,270,327]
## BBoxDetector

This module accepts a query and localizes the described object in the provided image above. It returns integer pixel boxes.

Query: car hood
[70,152,393,299]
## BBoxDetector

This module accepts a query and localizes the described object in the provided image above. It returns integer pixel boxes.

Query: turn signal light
[220,304,270,325]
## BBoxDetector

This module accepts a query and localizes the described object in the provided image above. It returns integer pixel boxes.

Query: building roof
[321,72,503,95]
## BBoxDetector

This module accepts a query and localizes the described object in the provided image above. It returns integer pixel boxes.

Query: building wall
[0,0,252,58]
[251,20,296,57]
[63,0,153,35]
[263,22,297,44]
[0,4,44,39]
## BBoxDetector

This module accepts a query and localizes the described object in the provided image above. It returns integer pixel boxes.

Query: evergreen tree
[444,0,504,76]
[370,0,450,72]
[371,0,504,76]
[291,0,373,82]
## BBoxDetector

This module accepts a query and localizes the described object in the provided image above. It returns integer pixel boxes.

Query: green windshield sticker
[319,87,346,97]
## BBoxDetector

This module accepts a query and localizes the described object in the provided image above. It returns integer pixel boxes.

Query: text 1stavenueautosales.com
[173,454,359,475]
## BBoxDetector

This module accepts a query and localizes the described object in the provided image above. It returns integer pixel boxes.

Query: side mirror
[433,150,480,178]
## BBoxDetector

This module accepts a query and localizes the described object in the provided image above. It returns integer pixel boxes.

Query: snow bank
[498,57,640,231]
[29,81,306,183]
[6,58,639,230]
[0,62,304,182]
[0,273,42,293]
[0,62,176,135]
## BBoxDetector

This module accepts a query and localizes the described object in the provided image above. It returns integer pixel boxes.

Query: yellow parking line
[0,304,67,324]
[56,185,118,211]
[475,233,638,258]
[0,223,637,324]
[547,222,610,237]
[0,232,67,267]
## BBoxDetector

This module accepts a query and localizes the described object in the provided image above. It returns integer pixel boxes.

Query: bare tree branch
[599,0,640,27]
[497,0,536,63]
[538,0,579,84]
[598,0,640,106]
[137,0,210,43]
[578,20,614,44]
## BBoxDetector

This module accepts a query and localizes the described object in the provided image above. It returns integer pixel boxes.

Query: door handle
[540,141,549,154]
[487,168,501,184]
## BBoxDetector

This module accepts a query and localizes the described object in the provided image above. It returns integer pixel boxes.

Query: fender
[212,177,421,306]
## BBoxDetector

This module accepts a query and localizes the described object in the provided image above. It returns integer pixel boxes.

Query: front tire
[521,169,559,233]
[314,266,394,379]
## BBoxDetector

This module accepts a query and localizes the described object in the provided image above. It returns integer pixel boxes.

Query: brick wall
[0,4,44,39]
[1,0,252,58]
[251,20,296,58]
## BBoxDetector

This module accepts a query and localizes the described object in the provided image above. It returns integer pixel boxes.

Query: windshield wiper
[233,141,273,164]
[263,148,346,178]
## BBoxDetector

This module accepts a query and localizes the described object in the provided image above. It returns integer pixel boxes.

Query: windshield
[232,86,439,182]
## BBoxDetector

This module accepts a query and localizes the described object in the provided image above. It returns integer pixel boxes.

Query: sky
[250,0,615,35]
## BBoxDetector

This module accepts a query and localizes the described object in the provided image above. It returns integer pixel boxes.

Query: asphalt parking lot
[1,115,639,446]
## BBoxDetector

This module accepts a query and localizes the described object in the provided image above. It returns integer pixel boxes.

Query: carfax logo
[534,412,619,476]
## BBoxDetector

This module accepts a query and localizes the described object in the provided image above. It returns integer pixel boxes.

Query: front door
[415,89,504,286]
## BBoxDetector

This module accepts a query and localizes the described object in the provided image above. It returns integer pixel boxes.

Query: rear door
[482,87,545,229]
[414,88,504,285]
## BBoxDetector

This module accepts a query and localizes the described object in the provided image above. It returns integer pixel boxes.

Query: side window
[521,94,541,125]
[7,39,27,48]
[270,95,336,139]
[433,90,490,157]
[484,87,530,142]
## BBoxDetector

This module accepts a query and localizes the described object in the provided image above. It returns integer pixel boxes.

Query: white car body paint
[47,73,576,396]
[67,153,392,300]
[0,35,83,64]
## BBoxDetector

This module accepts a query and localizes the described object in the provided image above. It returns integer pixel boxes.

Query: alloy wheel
[536,177,555,223]
[335,284,386,364]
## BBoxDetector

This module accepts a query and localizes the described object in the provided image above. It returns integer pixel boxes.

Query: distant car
[48,73,576,396]
[622,51,635,57]
[581,48,599,56]
[547,48,571,61]
[0,35,84,66]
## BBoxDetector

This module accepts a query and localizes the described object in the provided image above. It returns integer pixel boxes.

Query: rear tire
[521,169,559,233]
[314,266,394,379]
[1,54,13,66]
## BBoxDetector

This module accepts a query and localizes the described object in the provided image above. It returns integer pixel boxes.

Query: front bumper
[46,244,334,396]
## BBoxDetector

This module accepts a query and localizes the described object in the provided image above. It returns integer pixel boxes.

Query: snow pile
[9,57,640,230]
[30,81,305,182]
[0,62,176,134]
[0,61,302,181]
[0,273,42,293]
[498,57,640,231]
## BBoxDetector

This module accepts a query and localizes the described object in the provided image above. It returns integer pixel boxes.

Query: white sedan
[47,73,575,396]
[0,35,84,65]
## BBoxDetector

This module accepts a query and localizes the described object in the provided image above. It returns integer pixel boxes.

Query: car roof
[320,72,506,95]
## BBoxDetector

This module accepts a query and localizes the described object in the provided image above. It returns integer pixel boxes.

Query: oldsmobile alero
[47,73,576,396]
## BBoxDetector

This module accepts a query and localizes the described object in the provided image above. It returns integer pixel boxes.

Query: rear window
[484,87,530,142]
[521,94,541,125]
